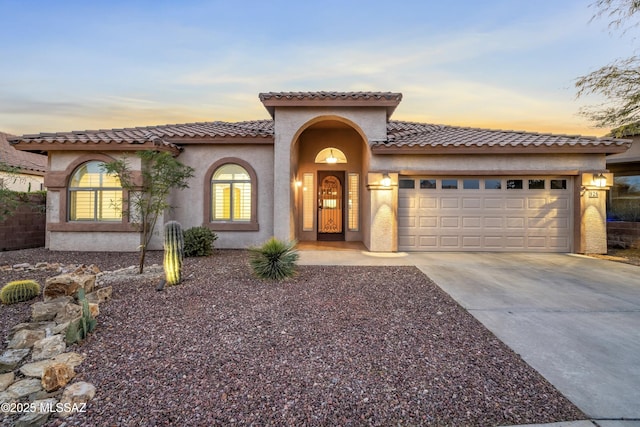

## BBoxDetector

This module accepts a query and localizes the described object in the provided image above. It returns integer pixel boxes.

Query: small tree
[575,0,640,129]
[102,150,195,274]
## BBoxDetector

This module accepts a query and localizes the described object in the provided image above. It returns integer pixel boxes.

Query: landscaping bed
[1,248,584,426]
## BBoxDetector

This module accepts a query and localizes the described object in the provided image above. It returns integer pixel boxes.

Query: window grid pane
[348,173,359,231]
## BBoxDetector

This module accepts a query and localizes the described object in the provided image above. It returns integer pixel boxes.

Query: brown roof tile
[8,118,630,155]
[9,120,274,151]
[259,91,402,102]
[0,132,47,173]
[378,121,631,154]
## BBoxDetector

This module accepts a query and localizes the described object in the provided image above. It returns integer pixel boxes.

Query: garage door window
[551,179,567,190]
[463,179,480,189]
[442,179,458,189]
[507,179,523,189]
[529,179,545,189]
[399,179,415,189]
[420,179,436,189]
[485,179,502,189]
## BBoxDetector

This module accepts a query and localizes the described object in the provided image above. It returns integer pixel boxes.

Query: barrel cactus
[0,280,41,304]
[163,221,185,286]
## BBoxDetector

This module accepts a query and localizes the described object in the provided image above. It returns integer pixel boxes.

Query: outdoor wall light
[381,173,391,187]
[593,173,607,188]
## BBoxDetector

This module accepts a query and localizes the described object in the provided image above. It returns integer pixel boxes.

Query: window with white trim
[211,164,252,222]
[68,161,122,221]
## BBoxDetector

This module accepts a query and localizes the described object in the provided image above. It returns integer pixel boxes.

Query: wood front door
[317,171,345,241]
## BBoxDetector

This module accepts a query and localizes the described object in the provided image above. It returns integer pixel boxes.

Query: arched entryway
[292,118,368,243]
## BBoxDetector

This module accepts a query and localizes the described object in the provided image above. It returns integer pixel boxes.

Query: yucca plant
[249,238,299,280]
[0,280,41,304]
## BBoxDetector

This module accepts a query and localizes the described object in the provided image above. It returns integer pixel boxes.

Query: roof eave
[371,144,631,155]
[10,140,182,156]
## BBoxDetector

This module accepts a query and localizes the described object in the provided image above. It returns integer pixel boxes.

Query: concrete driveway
[299,250,640,424]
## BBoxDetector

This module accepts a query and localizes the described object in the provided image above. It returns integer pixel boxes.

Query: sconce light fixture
[326,150,338,164]
[381,173,391,187]
[593,173,607,188]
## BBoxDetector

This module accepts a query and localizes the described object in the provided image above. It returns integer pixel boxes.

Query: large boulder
[44,274,95,301]
[32,335,66,361]
[41,363,75,392]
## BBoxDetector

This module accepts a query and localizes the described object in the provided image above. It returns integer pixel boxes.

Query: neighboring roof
[0,131,47,174]
[8,121,275,154]
[375,121,632,155]
[259,91,403,118]
[9,118,631,156]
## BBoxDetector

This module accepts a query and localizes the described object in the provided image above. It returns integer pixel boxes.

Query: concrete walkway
[298,249,640,427]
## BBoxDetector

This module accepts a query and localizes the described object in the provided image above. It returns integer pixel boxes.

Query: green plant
[65,288,97,344]
[249,237,299,280]
[0,280,41,304]
[164,221,185,286]
[102,150,195,274]
[184,226,218,257]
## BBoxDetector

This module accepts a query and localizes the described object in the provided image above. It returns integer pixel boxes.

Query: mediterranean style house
[9,91,631,254]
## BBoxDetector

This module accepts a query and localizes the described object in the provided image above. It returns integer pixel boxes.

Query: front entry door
[317,171,345,241]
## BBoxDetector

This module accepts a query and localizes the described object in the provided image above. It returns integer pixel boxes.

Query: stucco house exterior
[1,131,47,192]
[9,91,631,254]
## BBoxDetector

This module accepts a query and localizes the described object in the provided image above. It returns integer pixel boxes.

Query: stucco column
[273,127,294,242]
[578,172,612,254]
[367,172,398,252]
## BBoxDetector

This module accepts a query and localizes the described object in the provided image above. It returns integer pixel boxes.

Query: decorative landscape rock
[6,378,42,398]
[0,349,30,373]
[31,335,66,361]
[7,329,46,349]
[0,372,14,391]
[9,322,56,339]
[31,297,74,322]
[15,411,50,427]
[85,286,112,304]
[0,390,18,406]
[88,302,99,318]
[41,363,75,392]
[19,352,85,378]
[44,273,96,301]
[55,302,82,324]
[58,381,95,418]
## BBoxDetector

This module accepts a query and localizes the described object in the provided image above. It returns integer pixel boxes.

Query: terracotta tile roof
[259,91,402,102]
[376,121,631,154]
[0,131,47,173]
[259,92,402,118]
[9,117,630,155]
[9,120,274,151]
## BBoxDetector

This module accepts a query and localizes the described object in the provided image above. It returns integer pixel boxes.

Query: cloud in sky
[0,0,635,136]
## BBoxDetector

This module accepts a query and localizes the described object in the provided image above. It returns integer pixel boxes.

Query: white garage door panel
[398,176,572,252]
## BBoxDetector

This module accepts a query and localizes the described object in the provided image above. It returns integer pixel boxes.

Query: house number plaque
[588,191,599,198]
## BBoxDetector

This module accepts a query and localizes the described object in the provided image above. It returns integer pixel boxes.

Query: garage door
[398,177,572,252]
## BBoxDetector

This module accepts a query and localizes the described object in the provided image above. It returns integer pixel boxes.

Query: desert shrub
[184,226,218,257]
[1,279,41,304]
[249,237,299,280]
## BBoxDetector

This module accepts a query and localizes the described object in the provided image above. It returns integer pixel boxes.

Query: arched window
[211,164,252,222]
[68,161,122,221]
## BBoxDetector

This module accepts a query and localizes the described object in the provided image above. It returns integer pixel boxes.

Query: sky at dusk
[0,0,636,137]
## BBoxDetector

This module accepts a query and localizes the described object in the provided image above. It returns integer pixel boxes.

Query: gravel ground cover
[0,248,584,426]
